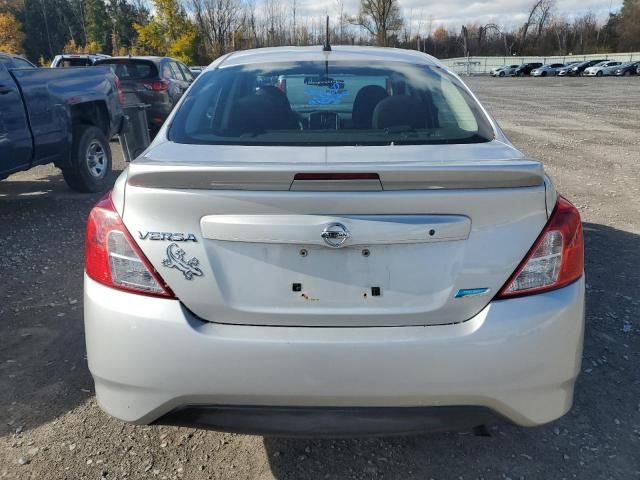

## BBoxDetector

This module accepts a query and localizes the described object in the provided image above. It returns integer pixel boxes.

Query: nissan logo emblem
[321,223,350,248]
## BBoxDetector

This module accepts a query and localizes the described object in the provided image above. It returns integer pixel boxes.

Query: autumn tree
[0,12,25,53]
[350,0,403,46]
[134,0,198,63]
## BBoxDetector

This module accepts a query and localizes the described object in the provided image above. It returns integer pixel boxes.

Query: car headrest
[228,93,293,134]
[256,86,293,113]
[352,85,388,129]
[372,95,427,130]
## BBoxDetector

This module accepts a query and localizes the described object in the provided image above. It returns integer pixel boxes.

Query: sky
[295,0,623,34]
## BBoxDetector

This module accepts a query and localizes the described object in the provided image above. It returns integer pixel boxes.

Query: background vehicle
[95,56,194,133]
[601,62,624,76]
[84,46,585,436]
[513,62,543,76]
[531,63,565,76]
[189,66,205,77]
[584,61,621,76]
[556,62,584,76]
[563,59,608,76]
[50,53,111,68]
[0,52,37,69]
[490,64,520,77]
[0,53,124,192]
[613,62,639,76]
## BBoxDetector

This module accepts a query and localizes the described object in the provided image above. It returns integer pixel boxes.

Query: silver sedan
[84,46,585,436]
[531,63,566,76]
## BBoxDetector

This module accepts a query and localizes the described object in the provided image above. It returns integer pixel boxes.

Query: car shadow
[0,165,123,437]
[263,222,640,479]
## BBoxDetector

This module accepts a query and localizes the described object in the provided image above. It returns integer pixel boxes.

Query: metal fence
[439,52,640,75]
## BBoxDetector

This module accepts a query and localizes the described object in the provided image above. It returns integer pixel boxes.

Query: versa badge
[162,243,203,280]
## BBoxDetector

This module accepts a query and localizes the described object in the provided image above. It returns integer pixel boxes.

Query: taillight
[114,76,125,104]
[497,196,583,298]
[85,192,174,298]
[143,80,169,91]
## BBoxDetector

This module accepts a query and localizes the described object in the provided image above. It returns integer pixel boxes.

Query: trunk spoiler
[127,160,544,191]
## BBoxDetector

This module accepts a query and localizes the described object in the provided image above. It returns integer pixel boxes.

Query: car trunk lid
[121,141,548,327]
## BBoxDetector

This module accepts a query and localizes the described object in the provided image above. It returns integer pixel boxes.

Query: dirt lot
[1,76,639,480]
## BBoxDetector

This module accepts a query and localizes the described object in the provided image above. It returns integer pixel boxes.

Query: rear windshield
[169,61,494,146]
[94,60,158,80]
[58,58,93,67]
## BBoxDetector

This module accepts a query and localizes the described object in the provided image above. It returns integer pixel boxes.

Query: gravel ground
[1,76,639,480]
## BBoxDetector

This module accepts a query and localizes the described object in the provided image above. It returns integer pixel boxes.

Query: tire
[541,71,547,77]
[62,124,112,193]
[517,72,523,77]
[499,71,505,77]
[596,71,603,77]
[624,71,631,76]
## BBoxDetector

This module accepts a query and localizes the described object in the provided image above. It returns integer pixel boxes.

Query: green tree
[83,0,110,49]
[617,0,640,51]
[108,0,149,51]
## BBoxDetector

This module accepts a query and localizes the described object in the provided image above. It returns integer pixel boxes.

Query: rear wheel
[62,125,112,193]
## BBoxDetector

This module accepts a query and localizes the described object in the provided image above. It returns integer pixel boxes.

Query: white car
[583,61,621,76]
[84,46,585,436]
[490,64,520,77]
[50,53,111,68]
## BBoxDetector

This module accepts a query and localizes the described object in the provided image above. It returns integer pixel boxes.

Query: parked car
[0,52,37,69]
[561,59,608,76]
[84,46,585,437]
[50,53,111,68]
[512,62,543,76]
[583,61,621,76]
[602,62,624,76]
[612,61,639,76]
[189,66,205,78]
[531,63,565,76]
[556,61,586,76]
[94,56,194,133]
[0,51,124,192]
[490,64,520,77]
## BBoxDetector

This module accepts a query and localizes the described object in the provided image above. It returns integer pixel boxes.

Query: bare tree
[192,0,242,55]
[519,0,555,51]
[290,0,296,45]
[349,0,403,46]
[336,0,345,44]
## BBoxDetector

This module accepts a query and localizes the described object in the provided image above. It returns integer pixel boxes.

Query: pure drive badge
[139,231,198,242]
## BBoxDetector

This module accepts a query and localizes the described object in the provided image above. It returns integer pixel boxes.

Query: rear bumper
[84,275,585,433]
[157,405,503,437]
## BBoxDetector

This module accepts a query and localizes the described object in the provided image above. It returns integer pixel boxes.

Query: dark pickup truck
[0,53,124,192]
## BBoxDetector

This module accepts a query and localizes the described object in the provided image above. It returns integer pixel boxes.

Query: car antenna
[323,15,331,52]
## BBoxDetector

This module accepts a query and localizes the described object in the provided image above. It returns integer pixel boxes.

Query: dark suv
[513,63,543,76]
[94,56,195,133]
